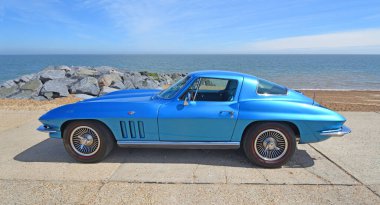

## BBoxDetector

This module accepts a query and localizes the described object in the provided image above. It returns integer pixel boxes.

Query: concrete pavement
[0,111,379,204]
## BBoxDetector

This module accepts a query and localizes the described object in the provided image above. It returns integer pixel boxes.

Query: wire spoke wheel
[254,129,288,161]
[70,126,101,157]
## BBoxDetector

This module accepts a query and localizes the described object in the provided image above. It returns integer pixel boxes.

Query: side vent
[138,121,145,138]
[120,120,145,139]
[129,121,136,138]
[120,121,127,138]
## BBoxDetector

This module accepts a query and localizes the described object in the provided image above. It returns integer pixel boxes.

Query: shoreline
[0,90,379,112]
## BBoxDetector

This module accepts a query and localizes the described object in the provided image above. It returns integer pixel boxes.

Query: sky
[0,0,379,54]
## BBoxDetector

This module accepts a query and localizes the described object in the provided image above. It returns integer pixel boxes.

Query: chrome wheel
[70,126,101,157]
[254,129,288,161]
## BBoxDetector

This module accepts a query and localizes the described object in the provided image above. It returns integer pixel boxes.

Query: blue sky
[0,0,379,54]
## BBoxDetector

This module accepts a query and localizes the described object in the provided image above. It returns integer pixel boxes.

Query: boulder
[100,86,119,95]
[71,77,100,96]
[9,90,34,99]
[98,73,122,87]
[110,81,125,89]
[20,74,36,83]
[40,79,71,99]
[39,70,66,83]
[141,79,160,89]
[95,66,120,74]
[31,95,48,101]
[171,73,184,82]
[122,73,135,89]
[1,80,16,88]
[0,86,19,98]
[56,65,71,72]
[20,78,43,94]
[123,79,135,89]
[129,72,146,89]
[73,67,99,77]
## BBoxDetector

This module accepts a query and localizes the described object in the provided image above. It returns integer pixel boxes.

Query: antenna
[312,91,316,105]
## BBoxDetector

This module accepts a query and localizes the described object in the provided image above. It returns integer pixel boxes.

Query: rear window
[257,79,287,95]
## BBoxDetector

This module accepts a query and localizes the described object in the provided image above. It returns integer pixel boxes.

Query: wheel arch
[240,120,300,146]
[60,119,116,141]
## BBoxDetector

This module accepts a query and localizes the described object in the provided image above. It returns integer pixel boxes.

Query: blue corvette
[38,70,351,168]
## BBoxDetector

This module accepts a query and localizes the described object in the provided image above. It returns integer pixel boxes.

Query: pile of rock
[0,65,186,100]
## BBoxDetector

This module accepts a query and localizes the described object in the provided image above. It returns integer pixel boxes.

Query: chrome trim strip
[117,141,240,149]
[320,125,351,137]
[37,125,57,133]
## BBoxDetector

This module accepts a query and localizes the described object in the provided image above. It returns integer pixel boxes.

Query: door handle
[220,110,234,118]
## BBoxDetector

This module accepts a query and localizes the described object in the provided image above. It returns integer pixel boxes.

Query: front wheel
[63,121,115,163]
[243,122,296,168]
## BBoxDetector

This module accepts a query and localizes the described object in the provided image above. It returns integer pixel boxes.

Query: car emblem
[128,111,135,115]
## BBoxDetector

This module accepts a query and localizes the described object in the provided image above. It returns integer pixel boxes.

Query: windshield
[157,76,191,99]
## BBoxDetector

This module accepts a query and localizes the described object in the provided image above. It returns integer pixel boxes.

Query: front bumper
[320,125,351,137]
[37,125,57,133]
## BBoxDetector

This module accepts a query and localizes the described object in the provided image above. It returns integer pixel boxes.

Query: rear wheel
[243,122,296,168]
[63,121,115,163]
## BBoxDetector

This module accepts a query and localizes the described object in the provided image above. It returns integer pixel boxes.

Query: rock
[31,95,48,101]
[73,67,99,77]
[141,79,160,89]
[1,80,16,88]
[0,86,19,98]
[71,77,100,96]
[122,73,135,89]
[9,90,34,99]
[40,79,71,99]
[95,66,120,74]
[20,78,43,94]
[75,94,95,99]
[159,74,174,85]
[98,73,122,87]
[171,73,183,81]
[145,72,160,81]
[20,74,36,83]
[39,70,66,83]
[100,86,119,95]
[110,81,125,89]
[123,79,135,89]
[129,72,147,89]
[56,65,71,72]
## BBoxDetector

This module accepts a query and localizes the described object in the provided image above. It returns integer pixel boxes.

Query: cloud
[241,29,380,54]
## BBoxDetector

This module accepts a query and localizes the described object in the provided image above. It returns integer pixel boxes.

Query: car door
[158,77,241,141]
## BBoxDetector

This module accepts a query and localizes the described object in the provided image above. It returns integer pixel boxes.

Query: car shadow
[14,138,315,168]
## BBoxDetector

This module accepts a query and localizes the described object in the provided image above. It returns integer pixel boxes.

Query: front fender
[39,100,161,140]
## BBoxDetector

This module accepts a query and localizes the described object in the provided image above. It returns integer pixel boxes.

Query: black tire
[243,122,296,168]
[62,121,115,163]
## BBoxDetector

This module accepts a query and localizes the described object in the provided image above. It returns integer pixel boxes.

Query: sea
[0,54,379,90]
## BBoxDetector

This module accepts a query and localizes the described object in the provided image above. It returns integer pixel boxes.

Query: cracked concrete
[0,110,379,204]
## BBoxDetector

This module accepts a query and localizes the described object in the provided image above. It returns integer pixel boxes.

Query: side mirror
[184,92,193,106]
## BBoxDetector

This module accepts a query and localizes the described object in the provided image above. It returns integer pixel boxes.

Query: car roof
[188,70,257,80]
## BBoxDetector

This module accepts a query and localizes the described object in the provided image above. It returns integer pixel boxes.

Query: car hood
[39,89,163,122]
[80,89,162,103]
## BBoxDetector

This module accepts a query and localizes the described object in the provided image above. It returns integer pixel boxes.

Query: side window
[181,77,238,102]
[198,78,228,91]
[257,79,287,95]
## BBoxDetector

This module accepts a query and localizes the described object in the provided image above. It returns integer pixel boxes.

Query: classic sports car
[37,70,351,168]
